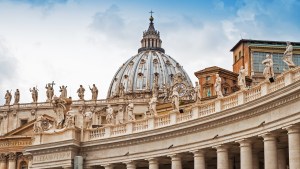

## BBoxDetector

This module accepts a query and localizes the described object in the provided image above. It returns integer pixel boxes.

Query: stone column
[215,145,229,169]
[104,164,114,169]
[148,158,159,169]
[0,153,7,169]
[237,139,252,169]
[170,154,182,169]
[262,133,278,169]
[192,150,205,169]
[125,161,136,169]
[8,152,16,169]
[277,148,287,169]
[284,125,300,169]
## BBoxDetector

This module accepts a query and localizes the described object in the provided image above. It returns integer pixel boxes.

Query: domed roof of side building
[107,15,193,99]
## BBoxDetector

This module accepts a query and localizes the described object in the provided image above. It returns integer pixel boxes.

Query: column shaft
[126,161,136,169]
[263,134,278,169]
[170,154,182,169]
[277,148,287,169]
[252,151,259,169]
[238,140,252,169]
[193,150,205,169]
[216,145,229,169]
[0,162,6,169]
[148,158,159,169]
[287,126,300,169]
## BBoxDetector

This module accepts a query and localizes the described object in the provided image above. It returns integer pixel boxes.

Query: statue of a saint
[215,74,223,98]
[89,84,98,100]
[171,88,180,112]
[14,89,20,104]
[152,76,159,97]
[119,83,125,98]
[77,85,85,100]
[116,105,124,125]
[45,81,55,102]
[283,41,296,68]
[262,54,275,80]
[84,111,93,129]
[64,110,75,128]
[162,84,170,102]
[59,85,67,98]
[194,82,201,102]
[127,103,135,121]
[29,87,38,103]
[4,90,12,105]
[106,105,114,124]
[149,96,158,116]
[238,66,247,89]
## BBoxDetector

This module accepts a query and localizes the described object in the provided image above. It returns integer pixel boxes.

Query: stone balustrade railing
[85,66,300,141]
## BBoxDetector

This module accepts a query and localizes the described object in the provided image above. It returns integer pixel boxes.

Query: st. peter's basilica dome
[107,15,193,99]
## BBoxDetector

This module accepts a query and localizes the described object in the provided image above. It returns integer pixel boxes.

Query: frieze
[33,151,71,163]
[81,86,300,152]
[0,140,32,148]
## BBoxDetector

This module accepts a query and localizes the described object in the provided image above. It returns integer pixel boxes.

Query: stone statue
[149,96,158,116]
[33,115,45,133]
[84,111,93,129]
[215,73,223,98]
[162,83,170,102]
[64,110,75,128]
[238,66,247,89]
[59,85,67,99]
[152,76,159,97]
[77,85,85,100]
[45,81,55,102]
[52,96,72,129]
[106,105,114,124]
[14,89,20,104]
[171,88,180,112]
[127,102,135,121]
[29,87,38,103]
[4,90,12,105]
[262,54,275,80]
[116,105,124,124]
[283,41,296,68]
[89,84,98,100]
[119,83,125,98]
[194,82,201,102]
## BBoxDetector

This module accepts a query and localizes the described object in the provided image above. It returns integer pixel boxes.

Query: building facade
[0,16,299,169]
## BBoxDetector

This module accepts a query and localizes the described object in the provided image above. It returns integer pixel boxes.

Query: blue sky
[0,0,299,103]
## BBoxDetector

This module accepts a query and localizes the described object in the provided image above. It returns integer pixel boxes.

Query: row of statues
[4,83,99,105]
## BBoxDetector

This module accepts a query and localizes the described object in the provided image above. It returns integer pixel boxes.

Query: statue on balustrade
[162,83,170,102]
[89,84,98,100]
[283,41,296,68]
[149,96,158,116]
[238,66,247,90]
[194,82,201,103]
[106,104,114,124]
[152,76,159,97]
[45,81,55,102]
[215,73,223,98]
[84,111,93,129]
[116,105,124,124]
[127,102,135,121]
[77,85,85,100]
[171,88,180,112]
[52,96,72,129]
[4,90,12,105]
[14,89,20,104]
[59,85,67,98]
[119,83,125,98]
[29,87,38,103]
[262,54,275,80]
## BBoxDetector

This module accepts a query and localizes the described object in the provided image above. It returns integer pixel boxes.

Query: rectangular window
[20,119,28,126]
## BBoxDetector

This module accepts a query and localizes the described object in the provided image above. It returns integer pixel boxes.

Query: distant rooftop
[230,39,300,52]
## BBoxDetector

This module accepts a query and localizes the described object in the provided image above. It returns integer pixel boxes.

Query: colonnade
[0,152,30,169]
[86,125,300,169]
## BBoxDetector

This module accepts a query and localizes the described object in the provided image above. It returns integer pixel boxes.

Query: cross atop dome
[138,11,165,53]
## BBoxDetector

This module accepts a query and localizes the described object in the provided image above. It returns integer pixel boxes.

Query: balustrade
[221,95,238,110]
[133,120,149,132]
[89,128,105,140]
[155,114,171,128]
[244,85,261,103]
[198,102,215,117]
[176,111,192,123]
[268,76,285,93]
[111,124,127,136]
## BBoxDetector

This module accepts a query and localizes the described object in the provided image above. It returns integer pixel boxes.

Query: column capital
[124,160,136,167]
[283,124,300,134]
[102,163,114,169]
[190,150,205,157]
[236,138,252,147]
[168,154,181,161]
[213,145,229,152]
[259,132,277,141]
[0,153,7,162]
[147,157,158,164]
[8,152,16,161]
